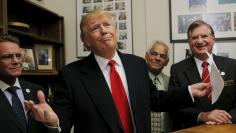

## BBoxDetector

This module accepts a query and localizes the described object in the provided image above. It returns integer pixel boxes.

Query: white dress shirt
[0,78,27,116]
[194,54,213,77]
[94,51,130,103]
[94,51,136,133]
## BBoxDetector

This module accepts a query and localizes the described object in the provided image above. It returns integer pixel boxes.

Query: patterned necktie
[108,60,133,133]
[151,76,162,133]
[7,86,27,132]
[153,76,161,86]
[202,61,212,102]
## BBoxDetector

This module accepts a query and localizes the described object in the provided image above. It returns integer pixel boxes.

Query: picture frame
[76,0,133,57]
[20,47,36,71]
[169,0,236,42]
[34,44,54,71]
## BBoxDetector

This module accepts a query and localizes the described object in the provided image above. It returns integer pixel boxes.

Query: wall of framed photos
[76,0,133,57]
[170,0,236,42]
[170,0,236,66]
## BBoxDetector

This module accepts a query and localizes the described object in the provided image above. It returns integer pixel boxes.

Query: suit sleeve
[150,66,193,112]
[168,65,204,128]
[51,71,75,133]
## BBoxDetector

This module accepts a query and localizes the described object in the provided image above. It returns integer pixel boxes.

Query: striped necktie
[202,61,212,102]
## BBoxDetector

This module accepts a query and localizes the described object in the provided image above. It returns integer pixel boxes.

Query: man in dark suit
[0,34,59,133]
[169,20,236,130]
[27,10,209,133]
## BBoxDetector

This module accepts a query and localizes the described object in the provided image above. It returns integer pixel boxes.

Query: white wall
[30,0,173,74]
[29,0,78,64]
[132,0,172,75]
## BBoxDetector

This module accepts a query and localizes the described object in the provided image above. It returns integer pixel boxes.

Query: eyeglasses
[0,53,23,61]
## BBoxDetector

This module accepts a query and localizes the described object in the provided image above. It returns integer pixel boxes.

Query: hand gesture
[190,82,211,97]
[24,90,59,127]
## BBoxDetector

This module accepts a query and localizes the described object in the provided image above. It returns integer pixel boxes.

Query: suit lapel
[19,81,47,133]
[80,54,122,132]
[118,53,137,112]
[0,90,26,133]
[162,74,169,90]
[213,55,224,74]
[184,57,202,84]
[185,57,211,106]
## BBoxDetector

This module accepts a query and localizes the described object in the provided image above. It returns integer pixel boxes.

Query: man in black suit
[27,10,209,133]
[169,20,236,130]
[0,34,59,133]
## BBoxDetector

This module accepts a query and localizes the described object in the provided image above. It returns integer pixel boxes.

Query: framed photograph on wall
[76,0,133,57]
[170,0,236,42]
[20,47,36,71]
[34,44,54,71]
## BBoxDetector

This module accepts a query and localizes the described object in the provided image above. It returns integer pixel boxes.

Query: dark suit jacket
[169,55,236,130]
[52,51,194,133]
[0,80,49,133]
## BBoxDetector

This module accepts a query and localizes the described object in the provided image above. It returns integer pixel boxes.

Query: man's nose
[101,25,108,34]
[155,54,161,60]
[11,55,22,63]
[196,36,204,43]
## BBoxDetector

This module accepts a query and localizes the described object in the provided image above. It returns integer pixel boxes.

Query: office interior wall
[29,0,177,75]
[29,0,78,64]
[132,0,172,75]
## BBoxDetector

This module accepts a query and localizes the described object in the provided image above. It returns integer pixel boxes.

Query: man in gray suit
[145,41,171,133]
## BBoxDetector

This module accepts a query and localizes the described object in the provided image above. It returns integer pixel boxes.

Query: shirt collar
[149,72,163,81]
[0,78,21,92]
[94,51,122,69]
[194,54,213,69]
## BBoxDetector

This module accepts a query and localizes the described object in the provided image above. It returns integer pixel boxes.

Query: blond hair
[80,10,114,42]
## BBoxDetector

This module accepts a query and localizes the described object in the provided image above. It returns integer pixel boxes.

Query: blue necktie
[7,86,27,132]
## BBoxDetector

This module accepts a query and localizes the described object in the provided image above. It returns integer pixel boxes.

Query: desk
[172,124,236,133]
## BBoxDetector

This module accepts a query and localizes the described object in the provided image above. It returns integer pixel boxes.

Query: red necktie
[202,61,212,102]
[108,60,133,133]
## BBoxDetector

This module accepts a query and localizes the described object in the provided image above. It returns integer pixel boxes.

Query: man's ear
[145,52,149,61]
[83,43,89,50]
[83,36,91,49]
[145,53,148,60]
[212,35,215,41]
